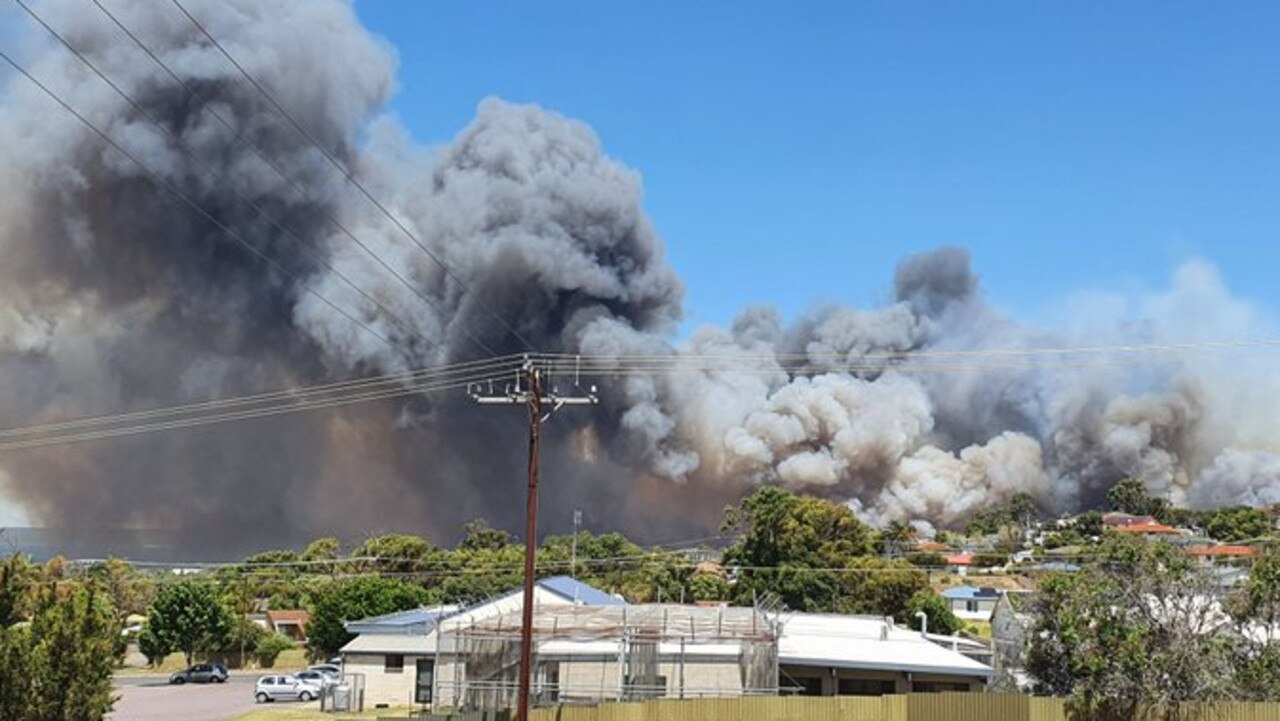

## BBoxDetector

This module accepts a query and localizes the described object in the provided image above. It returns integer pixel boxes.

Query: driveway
[110,674,317,721]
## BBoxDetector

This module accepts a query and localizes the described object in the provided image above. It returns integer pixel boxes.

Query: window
[261,677,275,686]
[838,678,896,696]
[966,600,979,613]
[791,677,823,696]
[415,659,434,704]
[912,681,971,693]
[385,654,404,673]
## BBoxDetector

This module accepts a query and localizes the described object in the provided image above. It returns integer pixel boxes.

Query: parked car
[254,674,323,703]
[294,669,336,689]
[169,663,228,684]
[308,663,341,678]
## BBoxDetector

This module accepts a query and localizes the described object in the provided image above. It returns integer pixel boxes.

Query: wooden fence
[392,695,1280,721]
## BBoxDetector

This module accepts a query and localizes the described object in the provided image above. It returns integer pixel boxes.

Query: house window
[385,654,404,673]
[838,678,896,696]
[966,600,979,613]
[912,681,971,693]
[415,659,434,704]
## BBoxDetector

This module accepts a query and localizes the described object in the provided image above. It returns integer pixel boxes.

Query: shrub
[255,633,295,668]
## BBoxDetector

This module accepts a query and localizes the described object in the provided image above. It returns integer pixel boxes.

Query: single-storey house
[339,578,992,710]
[941,586,1002,621]
[266,610,311,642]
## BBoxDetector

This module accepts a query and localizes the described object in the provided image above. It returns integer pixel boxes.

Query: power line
[12,0,466,358]
[0,355,523,440]
[169,0,537,354]
[0,48,403,357]
[87,0,498,359]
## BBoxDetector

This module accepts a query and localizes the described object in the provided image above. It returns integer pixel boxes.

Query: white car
[254,674,322,703]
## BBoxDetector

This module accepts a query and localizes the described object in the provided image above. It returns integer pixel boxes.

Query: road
[110,673,318,721]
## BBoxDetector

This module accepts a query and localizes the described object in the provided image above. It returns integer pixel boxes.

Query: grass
[965,620,993,639]
[115,648,310,676]
[229,707,413,721]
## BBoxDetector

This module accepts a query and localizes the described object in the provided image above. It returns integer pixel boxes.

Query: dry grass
[229,706,412,721]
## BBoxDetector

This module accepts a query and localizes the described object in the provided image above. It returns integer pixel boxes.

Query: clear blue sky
[354,2,1280,332]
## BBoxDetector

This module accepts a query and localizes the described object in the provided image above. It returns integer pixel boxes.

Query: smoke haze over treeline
[2,0,1279,557]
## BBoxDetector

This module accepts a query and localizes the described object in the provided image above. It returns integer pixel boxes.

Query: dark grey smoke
[2,0,1279,557]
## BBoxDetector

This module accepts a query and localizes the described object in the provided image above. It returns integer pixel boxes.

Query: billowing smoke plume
[2,0,1279,557]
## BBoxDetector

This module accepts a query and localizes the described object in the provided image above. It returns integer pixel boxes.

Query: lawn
[115,648,310,676]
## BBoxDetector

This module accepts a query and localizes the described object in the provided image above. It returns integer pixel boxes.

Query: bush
[255,633,295,668]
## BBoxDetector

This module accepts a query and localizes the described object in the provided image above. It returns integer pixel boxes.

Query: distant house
[1102,512,1157,528]
[941,586,1002,621]
[1113,521,1181,537]
[1187,544,1256,565]
[266,610,311,642]
[943,554,974,576]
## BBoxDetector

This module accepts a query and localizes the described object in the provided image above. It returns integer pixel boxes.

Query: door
[415,659,435,704]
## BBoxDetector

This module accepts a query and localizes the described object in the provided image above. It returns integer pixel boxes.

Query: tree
[1203,506,1271,542]
[350,534,437,573]
[308,576,434,658]
[1027,537,1240,716]
[460,519,514,552]
[0,573,119,721]
[147,580,234,666]
[136,624,169,667]
[1106,477,1158,516]
[687,571,729,602]
[722,487,874,611]
[301,537,341,563]
[905,589,961,636]
[255,632,296,668]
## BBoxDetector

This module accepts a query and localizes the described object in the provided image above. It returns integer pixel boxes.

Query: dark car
[169,663,229,684]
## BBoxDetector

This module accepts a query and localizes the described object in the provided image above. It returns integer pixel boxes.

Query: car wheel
[255,692,269,704]
[299,691,313,702]
[172,677,185,685]
[215,676,226,683]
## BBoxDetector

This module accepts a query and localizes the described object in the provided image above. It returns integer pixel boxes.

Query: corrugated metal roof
[537,576,626,606]
[941,586,1002,600]
[777,613,994,678]
[341,632,437,655]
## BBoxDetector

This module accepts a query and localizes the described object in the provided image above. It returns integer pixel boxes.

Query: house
[1102,512,1157,528]
[340,578,993,710]
[777,613,993,695]
[941,586,1002,621]
[265,610,310,642]
[1187,544,1256,565]
[339,576,623,709]
[943,553,974,576]
[1113,521,1181,537]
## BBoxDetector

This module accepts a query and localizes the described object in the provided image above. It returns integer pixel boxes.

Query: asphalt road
[110,674,317,721]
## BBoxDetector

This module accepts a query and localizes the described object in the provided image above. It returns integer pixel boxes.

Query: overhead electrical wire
[169,0,537,354]
[0,355,525,441]
[0,49,407,357]
[86,0,498,359]
[11,0,475,358]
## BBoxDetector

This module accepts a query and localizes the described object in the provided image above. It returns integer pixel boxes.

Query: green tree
[301,537,341,563]
[0,573,119,721]
[905,589,962,636]
[1027,537,1240,715]
[722,487,874,611]
[255,632,296,668]
[26,585,119,719]
[350,534,437,573]
[460,519,514,552]
[136,623,169,667]
[1203,506,1272,542]
[308,576,434,658]
[147,580,234,666]
[687,571,730,602]
[1106,477,1158,516]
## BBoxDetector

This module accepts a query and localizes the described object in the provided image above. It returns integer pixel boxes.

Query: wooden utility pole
[472,357,596,721]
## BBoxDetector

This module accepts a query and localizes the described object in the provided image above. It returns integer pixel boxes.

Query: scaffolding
[434,604,780,711]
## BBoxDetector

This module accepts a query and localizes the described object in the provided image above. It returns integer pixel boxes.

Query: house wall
[344,651,424,708]
[948,598,998,621]
[548,657,745,701]
[779,664,984,696]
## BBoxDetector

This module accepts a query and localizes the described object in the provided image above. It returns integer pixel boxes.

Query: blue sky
[355,1,1280,331]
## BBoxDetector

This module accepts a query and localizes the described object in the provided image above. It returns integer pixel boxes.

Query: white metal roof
[341,632,437,655]
[777,613,994,678]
